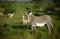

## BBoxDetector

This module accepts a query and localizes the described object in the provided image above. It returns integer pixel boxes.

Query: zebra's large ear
[29,10,32,15]
[25,11,28,15]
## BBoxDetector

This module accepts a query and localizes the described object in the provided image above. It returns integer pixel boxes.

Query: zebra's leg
[47,23,51,33]
[31,26,34,31]
[31,26,36,33]
[31,25,36,32]
[34,26,36,31]
[51,22,53,28]
[33,23,36,32]
[50,21,53,33]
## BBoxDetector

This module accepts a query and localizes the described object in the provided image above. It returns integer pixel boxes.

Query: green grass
[4,2,33,25]
[0,2,60,39]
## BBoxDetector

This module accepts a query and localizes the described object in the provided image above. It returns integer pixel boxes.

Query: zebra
[23,10,53,33]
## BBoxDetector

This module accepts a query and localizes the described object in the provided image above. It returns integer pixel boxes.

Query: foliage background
[0,0,60,39]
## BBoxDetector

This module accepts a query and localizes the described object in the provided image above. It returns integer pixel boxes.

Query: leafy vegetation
[0,1,60,39]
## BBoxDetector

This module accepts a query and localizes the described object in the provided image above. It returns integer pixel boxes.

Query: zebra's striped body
[23,11,53,33]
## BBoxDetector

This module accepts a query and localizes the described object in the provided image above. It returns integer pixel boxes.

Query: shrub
[3,2,16,14]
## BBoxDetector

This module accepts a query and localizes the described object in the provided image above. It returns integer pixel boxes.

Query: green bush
[3,2,16,14]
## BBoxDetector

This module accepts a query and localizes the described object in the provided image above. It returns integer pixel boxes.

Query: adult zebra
[22,10,53,33]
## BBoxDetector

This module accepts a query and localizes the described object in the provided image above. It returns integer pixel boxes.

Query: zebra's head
[23,10,32,24]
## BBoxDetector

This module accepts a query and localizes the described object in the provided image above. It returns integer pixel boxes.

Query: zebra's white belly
[32,22,46,27]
